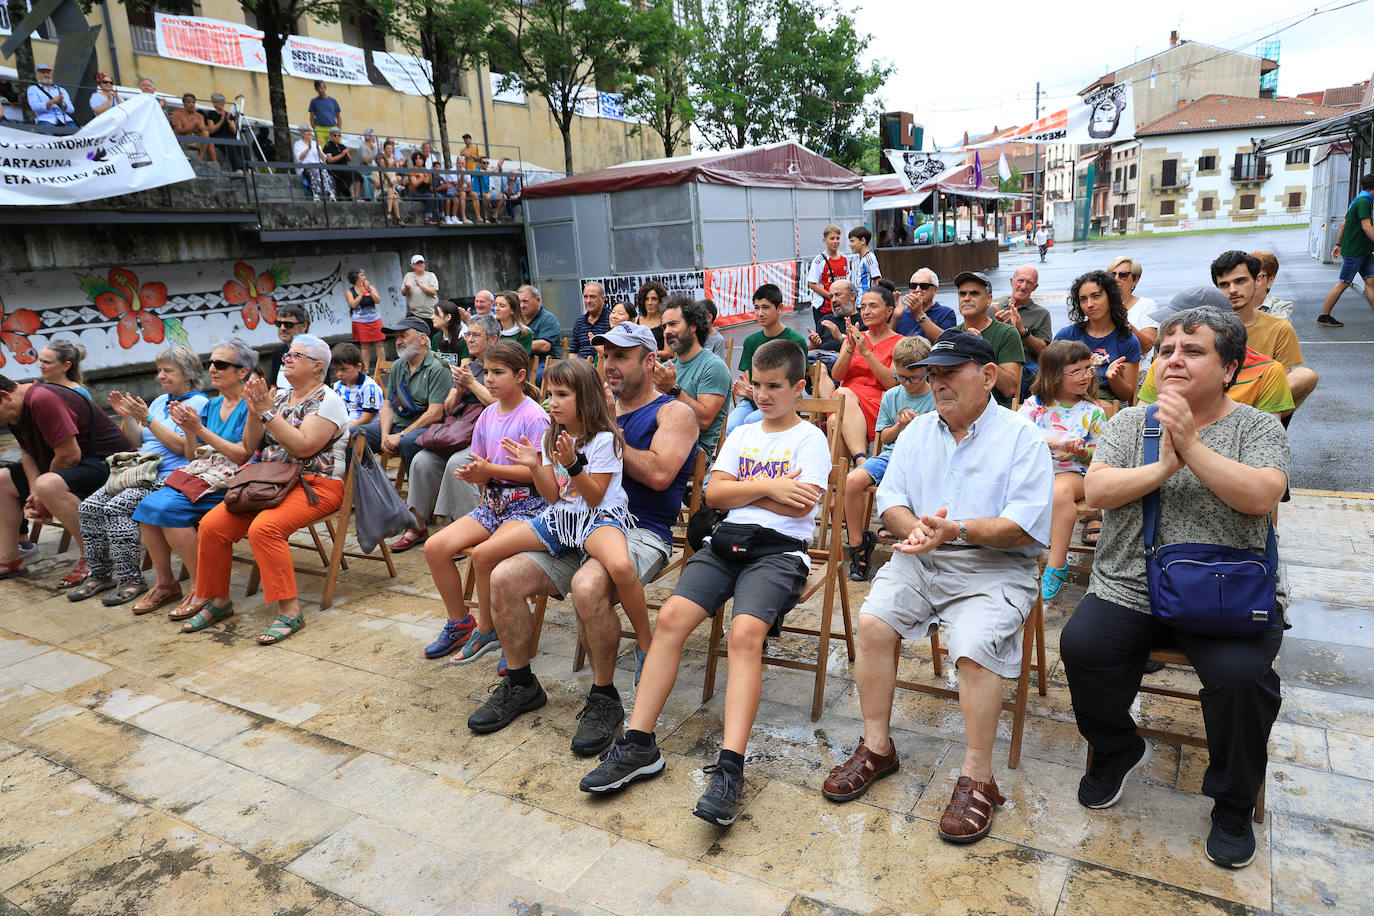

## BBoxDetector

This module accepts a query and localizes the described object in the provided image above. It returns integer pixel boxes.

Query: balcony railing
[1231,168,1272,184]
[1150,173,1191,191]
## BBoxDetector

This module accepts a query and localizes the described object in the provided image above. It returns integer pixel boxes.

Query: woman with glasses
[67,345,207,608]
[132,339,254,616]
[1107,257,1158,354]
[1054,269,1141,405]
[268,304,310,388]
[183,334,349,645]
[90,73,122,116]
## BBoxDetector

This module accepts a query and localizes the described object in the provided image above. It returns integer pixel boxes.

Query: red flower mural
[222,261,278,329]
[0,296,42,368]
[92,267,166,348]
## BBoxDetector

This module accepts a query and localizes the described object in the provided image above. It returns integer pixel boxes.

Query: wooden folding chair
[1067,399,1123,565]
[240,431,398,611]
[27,520,73,554]
[539,358,561,398]
[698,395,856,720]
[372,358,393,387]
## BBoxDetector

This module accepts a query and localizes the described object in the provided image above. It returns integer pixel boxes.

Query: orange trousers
[196,475,345,603]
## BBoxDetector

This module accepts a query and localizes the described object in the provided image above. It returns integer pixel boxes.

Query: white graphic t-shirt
[711,418,831,545]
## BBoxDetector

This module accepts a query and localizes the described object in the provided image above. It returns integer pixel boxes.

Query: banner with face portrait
[966,83,1135,147]
[883,151,967,194]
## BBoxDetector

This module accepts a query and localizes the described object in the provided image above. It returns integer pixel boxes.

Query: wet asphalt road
[732,226,1372,492]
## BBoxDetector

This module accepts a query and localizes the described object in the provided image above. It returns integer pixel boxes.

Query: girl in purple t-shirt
[422,341,549,662]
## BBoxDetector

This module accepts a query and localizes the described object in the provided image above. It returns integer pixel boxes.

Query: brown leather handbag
[222,461,319,516]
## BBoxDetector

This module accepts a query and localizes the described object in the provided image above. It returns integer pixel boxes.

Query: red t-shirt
[14,384,127,470]
[818,256,848,314]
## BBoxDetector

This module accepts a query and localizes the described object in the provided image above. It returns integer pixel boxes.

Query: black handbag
[1142,406,1279,637]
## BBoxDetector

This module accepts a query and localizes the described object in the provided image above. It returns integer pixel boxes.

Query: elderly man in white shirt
[820,329,1053,845]
[27,65,75,127]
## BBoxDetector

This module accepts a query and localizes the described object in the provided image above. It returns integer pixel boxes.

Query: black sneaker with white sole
[1205,801,1256,868]
[1316,314,1344,327]
[579,734,665,793]
[1078,735,1150,808]
[570,692,625,757]
[692,763,743,827]
[466,675,547,733]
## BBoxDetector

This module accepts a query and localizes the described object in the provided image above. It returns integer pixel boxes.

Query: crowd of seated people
[1,233,1322,870]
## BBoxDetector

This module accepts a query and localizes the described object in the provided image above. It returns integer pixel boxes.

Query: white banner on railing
[283,35,370,86]
[0,95,194,207]
[372,51,433,97]
[154,12,267,72]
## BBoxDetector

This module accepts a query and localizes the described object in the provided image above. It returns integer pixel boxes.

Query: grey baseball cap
[952,270,992,292]
[1150,285,1231,322]
[592,323,658,352]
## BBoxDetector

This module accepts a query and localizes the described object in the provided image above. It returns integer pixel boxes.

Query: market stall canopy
[862,174,906,198]
[523,141,860,199]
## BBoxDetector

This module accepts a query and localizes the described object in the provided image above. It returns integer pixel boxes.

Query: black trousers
[1060,592,1283,809]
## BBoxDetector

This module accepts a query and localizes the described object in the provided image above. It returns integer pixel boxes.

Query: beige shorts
[524,527,672,599]
[861,548,1039,678]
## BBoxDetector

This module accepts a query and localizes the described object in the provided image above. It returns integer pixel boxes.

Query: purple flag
[973,151,984,188]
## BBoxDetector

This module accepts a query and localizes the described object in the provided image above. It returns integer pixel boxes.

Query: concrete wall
[23,0,670,174]
[1136,127,1315,234]
[1118,44,1264,127]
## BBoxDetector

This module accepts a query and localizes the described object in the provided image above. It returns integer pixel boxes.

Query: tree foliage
[688,0,889,170]
[239,0,344,161]
[490,0,639,176]
[623,0,696,160]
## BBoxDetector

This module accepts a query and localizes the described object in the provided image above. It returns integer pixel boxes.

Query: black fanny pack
[708,522,807,563]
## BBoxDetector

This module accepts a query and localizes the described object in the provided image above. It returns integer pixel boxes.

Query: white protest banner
[967,83,1134,147]
[883,150,966,194]
[574,86,600,119]
[154,12,266,72]
[491,70,526,105]
[580,271,705,306]
[704,261,799,326]
[0,254,405,373]
[598,92,626,120]
[372,51,433,96]
[0,95,194,207]
[283,35,369,86]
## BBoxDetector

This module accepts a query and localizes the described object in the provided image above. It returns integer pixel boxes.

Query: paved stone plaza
[0,486,1371,915]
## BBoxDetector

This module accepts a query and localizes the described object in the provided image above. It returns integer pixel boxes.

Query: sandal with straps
[168,594,209,621]
[257,614,304,645]
[822,736,900,802]
[938,775,1006,844]
[181,602,234,633]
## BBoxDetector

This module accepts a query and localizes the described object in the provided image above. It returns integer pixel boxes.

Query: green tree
[791,0,891,170]
[998,165,1022,213]
[490,0,639,175]
[374,0,496,169]
[623,0,696,159]
[238,0,344,162]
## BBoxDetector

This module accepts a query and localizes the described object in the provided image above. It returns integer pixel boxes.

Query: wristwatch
[1019,327,1031,338]
[951,520,968,544]
[259,409,277,424]
[138,416,152,428]
[667,385,682,399]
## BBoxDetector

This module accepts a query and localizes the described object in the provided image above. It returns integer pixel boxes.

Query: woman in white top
[293,125,331,201]
[1108,256,1158,354]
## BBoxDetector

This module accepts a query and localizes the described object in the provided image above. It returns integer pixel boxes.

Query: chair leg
[931,631,944,677]
[701,607,726,703]
[1255,777,1266,823]
[1035,599,1048,696]
[58,530,73,553]
[838,566,856,662]
[246,564,262,598]
[811,559,838,721]
[1008,605,1036,769]
[529,595,548,660]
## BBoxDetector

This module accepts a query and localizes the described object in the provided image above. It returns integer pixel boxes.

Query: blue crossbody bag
[1142,406,1280,637]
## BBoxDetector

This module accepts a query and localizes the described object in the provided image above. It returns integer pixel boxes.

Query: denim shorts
[859,454,890,486]
[527,510,626,558]
[1339,253,1374,283]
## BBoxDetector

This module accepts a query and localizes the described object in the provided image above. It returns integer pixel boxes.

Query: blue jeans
[360,420,425,471]
[725,401,763,435]
[1339,253,1374,283]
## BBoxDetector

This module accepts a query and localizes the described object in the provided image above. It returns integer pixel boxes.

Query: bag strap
[1142,404,1277,563]
[299,473,319,506]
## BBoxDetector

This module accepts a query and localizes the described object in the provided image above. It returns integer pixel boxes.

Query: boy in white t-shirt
[579,339,832,828]
[847,225,883,295]
[330,342,384,428]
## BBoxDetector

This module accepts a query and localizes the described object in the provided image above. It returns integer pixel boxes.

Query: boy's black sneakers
[1078,735,1150,808]
[692,763,743,827]
[579,734,665,792]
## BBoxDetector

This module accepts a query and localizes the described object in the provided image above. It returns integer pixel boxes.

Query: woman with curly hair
[1054,269,1141,403]
[634,281,670,358]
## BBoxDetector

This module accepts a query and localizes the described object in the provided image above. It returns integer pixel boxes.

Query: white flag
[997,152,1012,182]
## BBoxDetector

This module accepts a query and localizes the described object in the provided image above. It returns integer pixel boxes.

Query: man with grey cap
[1135,287,1294,417]
[821,329,1052,846]
[950,270,1025,407]
[402,255,440,324]
[468,321,698,755]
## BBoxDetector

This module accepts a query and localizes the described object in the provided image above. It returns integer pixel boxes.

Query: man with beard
[466,323,698,755]
[360,317,453,472]
[655,295,731,456]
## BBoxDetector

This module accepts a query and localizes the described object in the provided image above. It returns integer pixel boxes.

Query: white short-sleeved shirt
[544,430,627,516]
[1127,297,1158,332]
[877,398,1053,556]
[711,418,831,545]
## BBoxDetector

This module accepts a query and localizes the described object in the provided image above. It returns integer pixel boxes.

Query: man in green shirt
[726,283,811,432]
[362,316,454,472]
[1317,174,1374,327]
[951,271,1024,407]
[656,296,732,455]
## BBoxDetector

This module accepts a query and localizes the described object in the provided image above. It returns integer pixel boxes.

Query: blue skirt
[132,484,226,528]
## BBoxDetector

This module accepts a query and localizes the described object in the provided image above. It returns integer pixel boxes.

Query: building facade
[1134,95,1346,233]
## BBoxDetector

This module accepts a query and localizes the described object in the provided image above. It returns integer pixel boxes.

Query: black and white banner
[883,150,967,195]
[0,95,194,206]
[580,271,705,304]
[966,83,1135,147]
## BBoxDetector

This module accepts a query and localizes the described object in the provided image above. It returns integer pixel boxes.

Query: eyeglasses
[98,80,113,86]
[908,282,937,291]
[1111,270,1134,279]
[275,320,300,329]
[282,351,322,363]
[205,359,243,370]
[895,372,927,383]
[1066,367,1096,377]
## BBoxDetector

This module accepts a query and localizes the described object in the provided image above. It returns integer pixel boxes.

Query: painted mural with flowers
[0,255,404,373]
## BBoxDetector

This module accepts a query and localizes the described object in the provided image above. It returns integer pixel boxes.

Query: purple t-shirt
[471,396,550,484]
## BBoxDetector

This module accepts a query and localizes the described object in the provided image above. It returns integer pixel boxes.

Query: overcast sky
[855,0,1373,149]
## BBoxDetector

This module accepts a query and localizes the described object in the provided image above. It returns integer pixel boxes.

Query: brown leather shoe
[937,775,1006,844]
[821,736,899,802]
